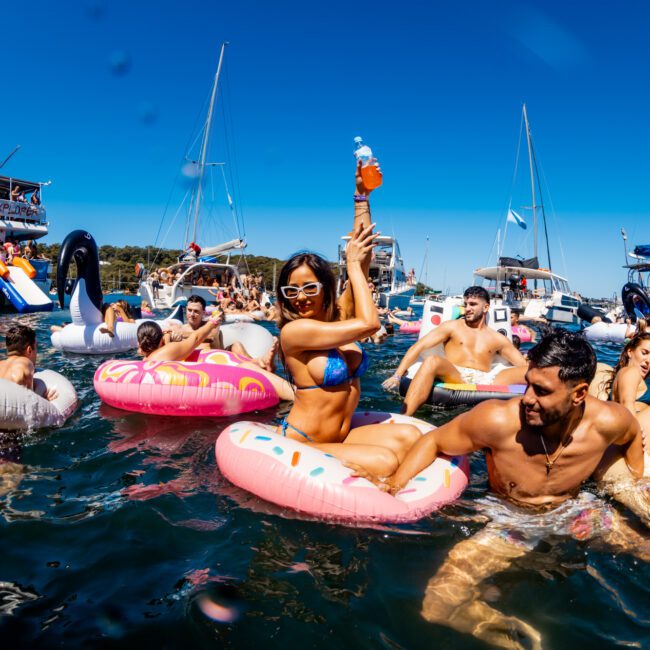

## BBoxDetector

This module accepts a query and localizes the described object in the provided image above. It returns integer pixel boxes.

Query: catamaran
[474,104,580,324]
[337,234,415,310]
[139,42,248,309]
[0,174,53,312]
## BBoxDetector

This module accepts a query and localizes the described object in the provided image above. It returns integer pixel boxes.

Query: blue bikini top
[296,342,370,390]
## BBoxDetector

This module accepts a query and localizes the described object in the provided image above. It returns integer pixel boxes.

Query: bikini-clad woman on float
[275,162,421,477]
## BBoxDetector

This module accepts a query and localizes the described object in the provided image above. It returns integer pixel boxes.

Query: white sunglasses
[280,282,323,299]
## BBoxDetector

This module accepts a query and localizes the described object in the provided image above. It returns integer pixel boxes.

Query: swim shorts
[454,363,509,386]
[471,492,613,551]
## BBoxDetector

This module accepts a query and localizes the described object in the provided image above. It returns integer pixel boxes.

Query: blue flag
[507,209,527,230]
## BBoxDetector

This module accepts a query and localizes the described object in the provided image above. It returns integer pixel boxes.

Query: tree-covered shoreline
[38,243,286,292]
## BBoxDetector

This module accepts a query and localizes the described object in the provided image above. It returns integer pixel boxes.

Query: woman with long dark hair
[607,331,650,423]
[275,164,421,476]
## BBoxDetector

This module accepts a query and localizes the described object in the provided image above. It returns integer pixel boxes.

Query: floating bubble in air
[181,162,200,179]
[137,101,158,125]
[109,50,131,76]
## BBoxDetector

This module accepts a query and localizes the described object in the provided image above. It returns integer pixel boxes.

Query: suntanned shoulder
[461,398,521,447]
[586,396,636,441]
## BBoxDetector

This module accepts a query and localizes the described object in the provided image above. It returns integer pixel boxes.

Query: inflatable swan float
[51,231,183,354]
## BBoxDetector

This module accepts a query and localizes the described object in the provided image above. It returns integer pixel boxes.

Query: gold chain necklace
[539,434,570,476]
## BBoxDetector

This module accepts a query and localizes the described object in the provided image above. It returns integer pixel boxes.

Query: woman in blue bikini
[275,163,421,476]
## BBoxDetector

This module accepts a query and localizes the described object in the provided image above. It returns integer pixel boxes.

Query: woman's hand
[346,222,378,264]
[355,159,382,195]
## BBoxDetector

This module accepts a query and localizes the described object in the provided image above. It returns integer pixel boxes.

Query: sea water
[0,307,648,647]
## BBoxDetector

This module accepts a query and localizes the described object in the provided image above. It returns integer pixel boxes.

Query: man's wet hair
[187,294,206,309]
[463,286,490,304]
[527,327,596,385]
[5,324,35,354]
[137,321,163,355]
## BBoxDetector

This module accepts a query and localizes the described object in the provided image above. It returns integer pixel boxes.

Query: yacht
[474,104,580,324]
[0,175,53,312]
[337,234,415,310]
[138,42,247,309]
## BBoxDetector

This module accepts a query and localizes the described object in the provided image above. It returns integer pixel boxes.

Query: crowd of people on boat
[1,160,649,649]
[0,184,41,205]
[0,239,41,263]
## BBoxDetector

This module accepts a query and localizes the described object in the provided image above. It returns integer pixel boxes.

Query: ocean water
[0,307,648,648]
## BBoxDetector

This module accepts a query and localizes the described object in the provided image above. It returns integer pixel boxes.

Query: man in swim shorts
[382,286,527,415]
[354,328,648,648]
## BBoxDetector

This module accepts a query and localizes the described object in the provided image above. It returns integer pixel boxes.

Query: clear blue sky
[3,0,649,298]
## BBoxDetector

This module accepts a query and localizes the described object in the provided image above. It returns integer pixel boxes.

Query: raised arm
[283,224,380,352]
[338,160,380,320]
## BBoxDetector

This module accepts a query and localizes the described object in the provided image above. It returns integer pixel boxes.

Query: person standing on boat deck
[275,161,421,477]
[383,286,527,415]
[351,328,649,649]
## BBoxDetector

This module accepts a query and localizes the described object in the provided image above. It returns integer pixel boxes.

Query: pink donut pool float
[215,411,469,524]
[94,349,278,417]
[511,325,533,343]
[399,320,422,334]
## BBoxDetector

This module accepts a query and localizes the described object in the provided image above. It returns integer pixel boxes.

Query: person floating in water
[274,160,421,476]
[352,328,648,648]
[382,286,528,415]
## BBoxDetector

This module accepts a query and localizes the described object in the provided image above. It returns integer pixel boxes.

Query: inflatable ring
[0,370,77,431]
[511,325,533,343]
[223,313,255,323]
[399,320,422,334]
[622,282,650,322]
[94,349,278,417]
[583,321,629,343]
[215,411,469,524]
[399,375,526,407]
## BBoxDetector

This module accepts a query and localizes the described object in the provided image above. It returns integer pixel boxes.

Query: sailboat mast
[190,41,229,245]
[522,104,537,259]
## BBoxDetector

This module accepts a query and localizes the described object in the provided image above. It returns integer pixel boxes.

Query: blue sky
[3,0,649,298]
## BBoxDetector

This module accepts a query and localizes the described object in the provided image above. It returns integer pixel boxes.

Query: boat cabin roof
[474,265,569,282]
[0,175,42,193]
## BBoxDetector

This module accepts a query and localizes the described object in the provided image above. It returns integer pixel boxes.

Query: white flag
[507,209,527,230]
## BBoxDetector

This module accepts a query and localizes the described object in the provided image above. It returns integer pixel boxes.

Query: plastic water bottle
[353,136,382,190]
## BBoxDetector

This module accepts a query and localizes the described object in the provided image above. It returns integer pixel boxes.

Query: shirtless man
[357,328,647,648]
[382,286,527,415]
[0,324,56,400]
[163,295,293,401]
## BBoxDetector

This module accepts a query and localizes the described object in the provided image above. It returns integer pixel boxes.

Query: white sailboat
[139,42,247,309]
[474,104,580,324]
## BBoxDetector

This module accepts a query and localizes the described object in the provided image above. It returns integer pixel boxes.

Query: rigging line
[536,157,570,280]
[221,60,245,239]
[219,164,240,240]
[149,189,191,271]
[529,136,553,272]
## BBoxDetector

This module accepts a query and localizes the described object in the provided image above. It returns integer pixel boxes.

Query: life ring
[215,411,469,524]
[399,320,422,334]
[622,282,650,322]
[399,375,526,407]
[94,349,278,417]
[0,370,78,431]
[511,325,533,343]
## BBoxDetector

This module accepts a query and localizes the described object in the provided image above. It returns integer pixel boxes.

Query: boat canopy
[474,265,569,283]
[633,245,650,258]
[0,175,43,195]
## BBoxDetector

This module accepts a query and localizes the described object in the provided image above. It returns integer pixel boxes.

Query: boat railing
[0,198,46,224]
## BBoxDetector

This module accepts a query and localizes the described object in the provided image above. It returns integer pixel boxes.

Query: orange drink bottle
[353,136,382,190]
